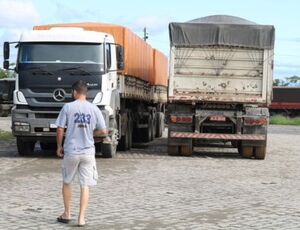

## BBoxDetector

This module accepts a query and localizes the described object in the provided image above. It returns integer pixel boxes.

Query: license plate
[209,115,226,121]
[50,124,57,128]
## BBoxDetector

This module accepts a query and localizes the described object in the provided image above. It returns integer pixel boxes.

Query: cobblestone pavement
[0,124,299,229]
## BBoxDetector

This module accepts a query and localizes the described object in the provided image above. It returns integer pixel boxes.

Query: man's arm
[55,105,67,158]
[94,107,108,143]
[56,127,64,157]
[93,129,108,143]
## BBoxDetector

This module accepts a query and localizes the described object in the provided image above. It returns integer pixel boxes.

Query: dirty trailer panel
[169,46,273,104]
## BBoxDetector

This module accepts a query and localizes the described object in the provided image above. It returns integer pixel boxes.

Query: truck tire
[231,141,238,148]
[254,146,266,160]
[101,119,118,158]
[156,113,164,138]
[118,113,132,151]
[240,146,253,158]
[118,126,129,151]
[141,115,152,142]
[1,110,9,117]
[40,142,56,151]
[180,144,193,156]
[151,114,156,141]
[101,143,117,158]
[168,145,180,156]
[128,115,133,149]
[95,143,101,155]
[17,137,35,156]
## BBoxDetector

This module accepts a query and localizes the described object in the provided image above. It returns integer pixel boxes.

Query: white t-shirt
[55,100,106,155]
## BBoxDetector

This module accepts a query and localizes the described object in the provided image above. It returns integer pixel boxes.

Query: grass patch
[270,115,300,125]
[0,130,14,140]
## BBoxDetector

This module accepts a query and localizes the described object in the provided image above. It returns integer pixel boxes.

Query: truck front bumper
[12,106,58,140]
[11,106,109,141]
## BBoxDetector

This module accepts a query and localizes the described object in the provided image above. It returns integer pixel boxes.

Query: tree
[0,63,15,79]
[273,75,300,86]
[286,75,300,84]
[0,68,8,79]
[273,78,289,86]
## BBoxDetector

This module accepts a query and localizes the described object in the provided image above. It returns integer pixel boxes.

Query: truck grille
[35,113,59,119]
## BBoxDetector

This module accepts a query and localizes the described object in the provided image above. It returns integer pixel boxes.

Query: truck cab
[3,27,123,157]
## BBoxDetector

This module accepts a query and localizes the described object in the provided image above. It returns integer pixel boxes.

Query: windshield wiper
[24,66,54,75]
[59,67,92,75]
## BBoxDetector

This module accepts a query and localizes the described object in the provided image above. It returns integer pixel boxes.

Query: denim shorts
[61,154,98,187]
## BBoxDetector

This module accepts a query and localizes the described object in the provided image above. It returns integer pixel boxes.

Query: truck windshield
[18,43,104,65]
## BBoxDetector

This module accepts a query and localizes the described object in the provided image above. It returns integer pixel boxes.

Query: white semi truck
[167,15,275,159]
[3,23,168,157]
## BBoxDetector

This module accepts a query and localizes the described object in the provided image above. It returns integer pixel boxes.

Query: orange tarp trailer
[151,49,168,87]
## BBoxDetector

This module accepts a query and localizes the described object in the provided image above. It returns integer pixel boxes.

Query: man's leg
[78,186,89,225]
[62,183,72,219]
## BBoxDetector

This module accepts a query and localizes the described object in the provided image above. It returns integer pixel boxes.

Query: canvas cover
[169,15,275,49]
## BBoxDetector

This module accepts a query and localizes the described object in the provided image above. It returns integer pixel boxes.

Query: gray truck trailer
[167,15,275,159]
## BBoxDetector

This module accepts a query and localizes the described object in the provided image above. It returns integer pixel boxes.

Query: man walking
[55,80,107,227]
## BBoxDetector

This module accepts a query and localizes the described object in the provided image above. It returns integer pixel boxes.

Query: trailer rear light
[209,115,226,121]
[170,115,193,123]
[244,117,267,126]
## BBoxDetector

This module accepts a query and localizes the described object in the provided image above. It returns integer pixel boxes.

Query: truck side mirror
[3,42,10,60]
[3,60,9,69]
[116,45,124,70]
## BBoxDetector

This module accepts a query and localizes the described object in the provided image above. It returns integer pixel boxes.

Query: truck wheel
[168,145,180,156]
[40,142,56,151]
[240,146,253,158]
[141,115,152,142]
[95,143,101,155]
[118,126,129,151]
[1,111,9,117]
[118,113,132,151]
[128,115,133,149]
[151,114,156,141]
[101,143,117,158]
[231,141,238,148]
[101,120,118,158]
[17,137,35,156]
[180,145,193,156]
[156,113,164,138]
[254,146,266,160]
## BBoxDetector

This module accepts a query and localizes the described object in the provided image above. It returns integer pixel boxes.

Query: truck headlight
[92,92,103,104]
[14,91,28,105]
[14,122,30,132]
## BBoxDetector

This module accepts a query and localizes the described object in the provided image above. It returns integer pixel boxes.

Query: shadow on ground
[0,136,243,159]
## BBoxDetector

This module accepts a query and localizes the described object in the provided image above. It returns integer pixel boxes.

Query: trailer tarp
[169,15,275,49]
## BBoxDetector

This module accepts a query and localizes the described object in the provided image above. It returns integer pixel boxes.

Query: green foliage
[273,78,289,86]
[0,131,14,140]
[270,115,300,125]
[0,68,8,79]
[0,68,14,79]
[286,75,300,84]
[273,75,300,86]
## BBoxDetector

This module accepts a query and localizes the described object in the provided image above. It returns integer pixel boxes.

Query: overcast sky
[0,0,299,79]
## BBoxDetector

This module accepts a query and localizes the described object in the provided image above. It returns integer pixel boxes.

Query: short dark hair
[72,80,88,95]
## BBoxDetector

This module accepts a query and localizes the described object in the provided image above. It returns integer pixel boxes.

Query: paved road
[0,124,299,229]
